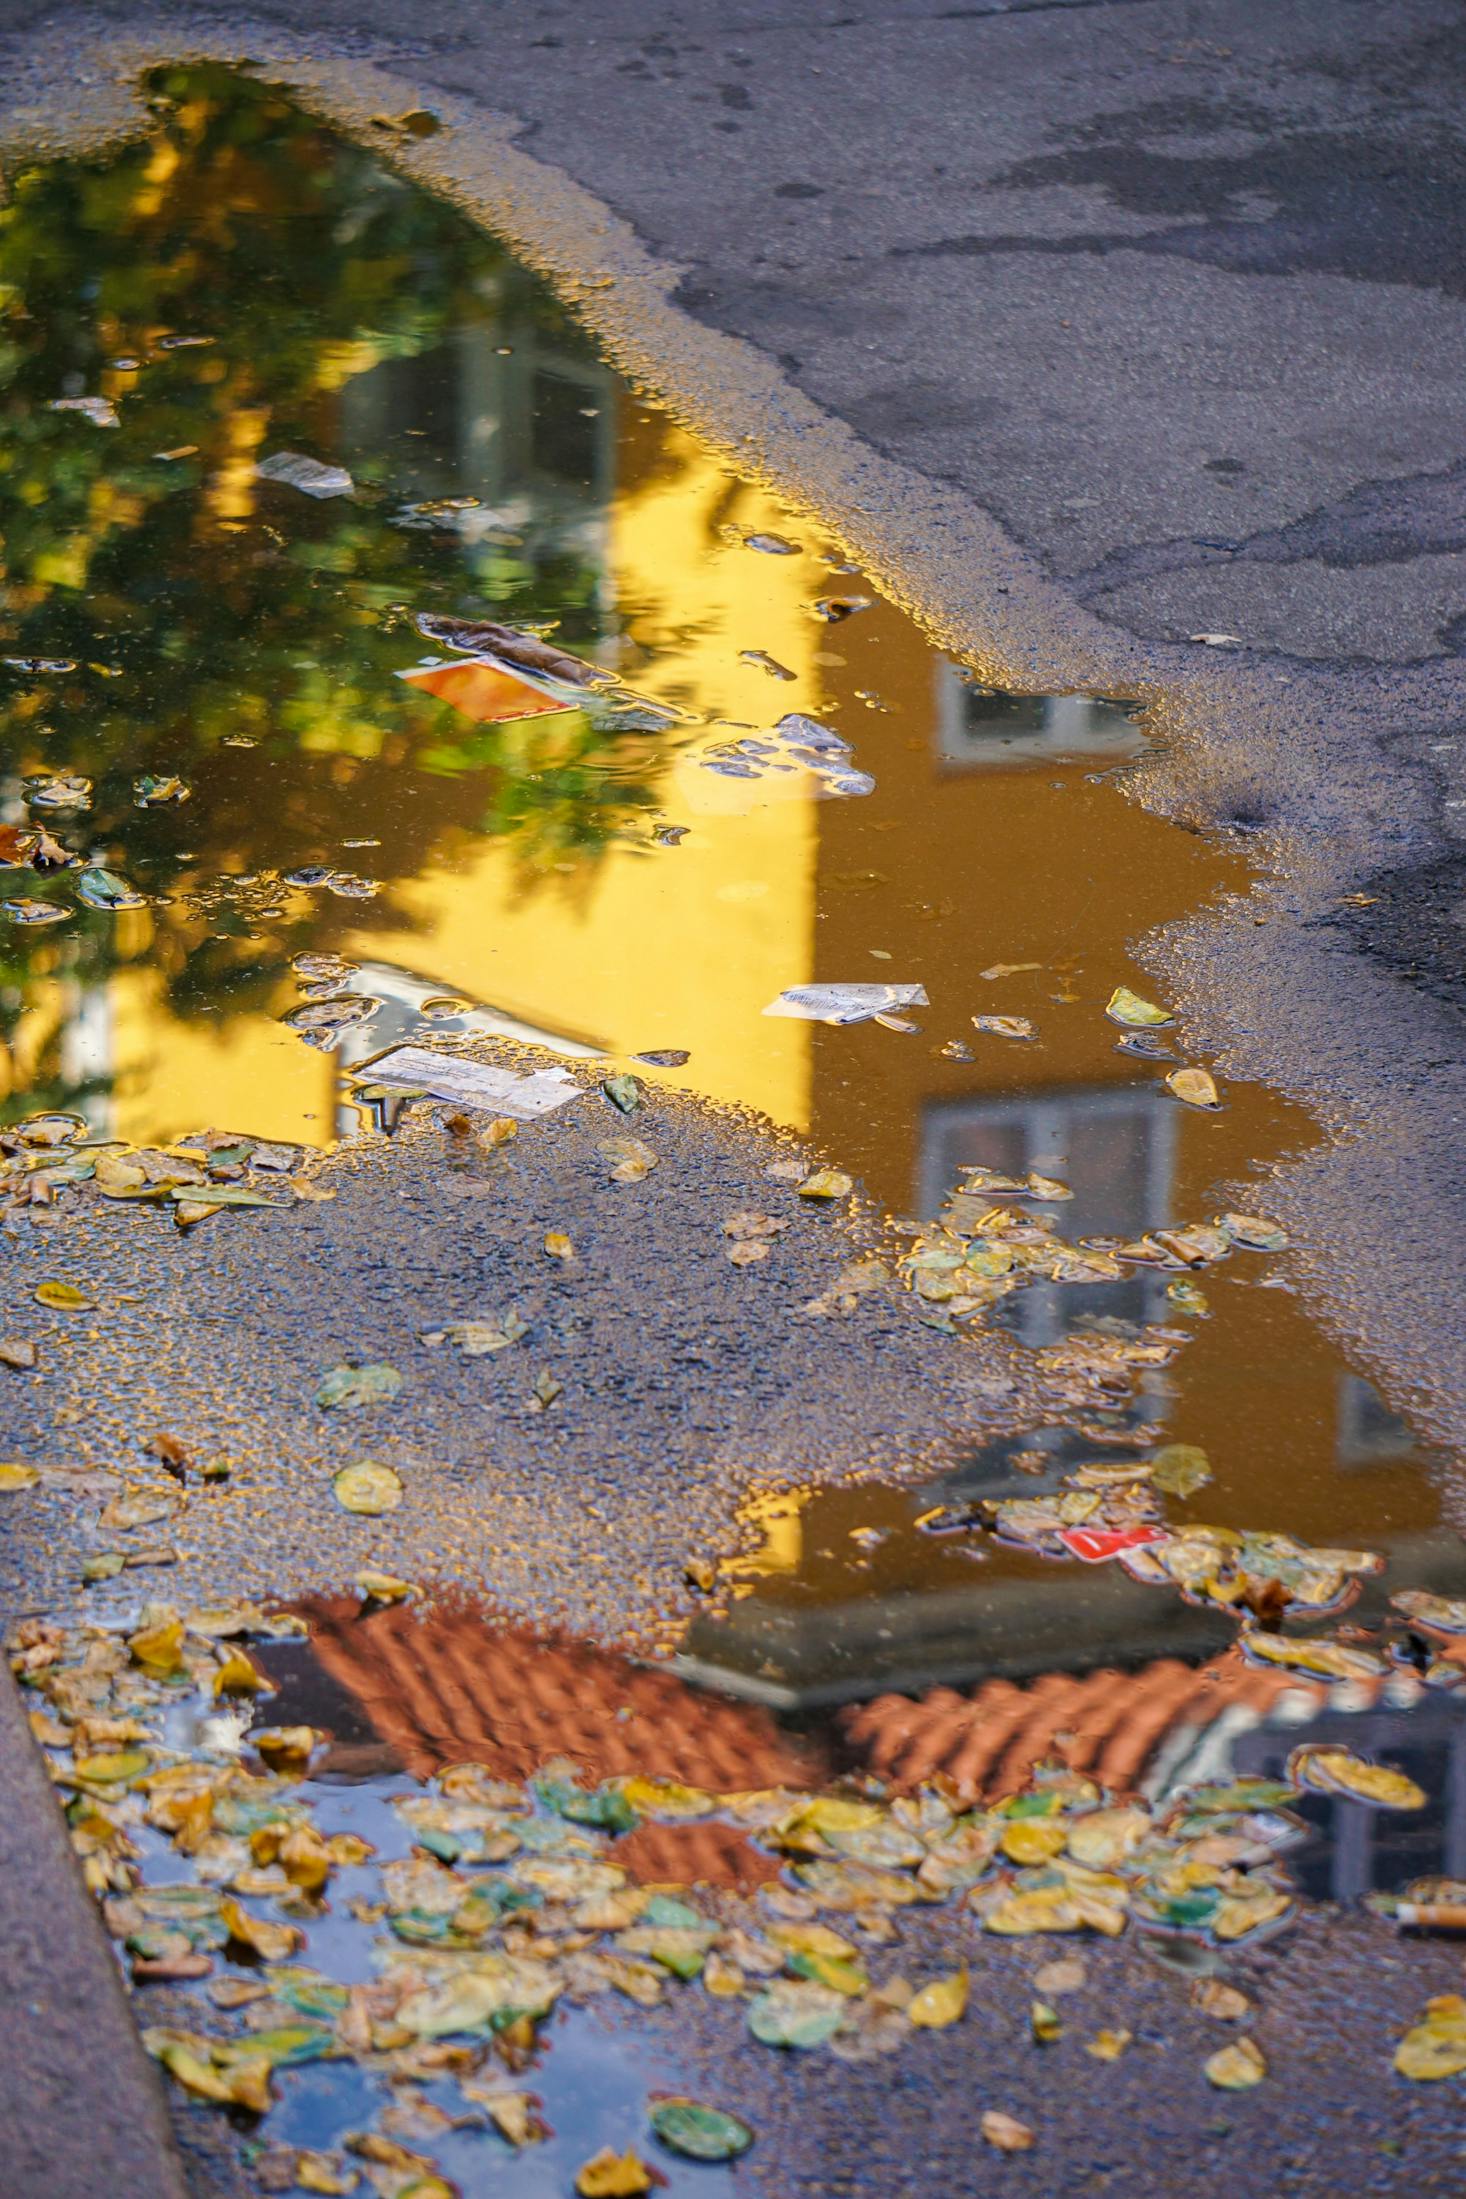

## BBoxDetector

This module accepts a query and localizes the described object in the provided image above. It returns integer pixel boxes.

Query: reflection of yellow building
[95,409,825,1146]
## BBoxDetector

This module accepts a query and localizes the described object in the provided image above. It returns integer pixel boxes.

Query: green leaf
[649,2100,754,2162]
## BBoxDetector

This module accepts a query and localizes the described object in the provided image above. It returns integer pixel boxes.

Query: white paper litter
[763,983,929,1024]
[255,450,354,499]
[363,1047,584,1117]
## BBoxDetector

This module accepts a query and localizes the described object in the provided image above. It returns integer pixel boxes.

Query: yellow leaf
[1395,1996,1466,2081]
[544,1230,575,1260]
[332,1462,403,1515]
[1167,1066,1221,1109]
[252,1725,319,1774]
[1085,2028,1132,2062]
[218,1896,305,1964]
[35,1281,93,1310]
[1105,986,1171,1028]
[908,1968,968,2028]
[0,1462,39,1491]
[575,2148,652,2197]
[213,1650,266,1697]
[797,1168,853,1200]
[1205,2036,1266,2089]
[354,1569,415,1605]
[129,1614,185,1676]
[1000,1820,1068,1866]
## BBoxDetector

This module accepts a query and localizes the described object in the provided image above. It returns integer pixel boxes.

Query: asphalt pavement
[0,4,1464,2191]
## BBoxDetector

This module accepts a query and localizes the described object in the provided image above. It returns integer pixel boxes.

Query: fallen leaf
[599,1137,656,1184]
[1031,1998,1063,2044]
[576,2149,652,2198]
[1167,1067,1221,1109]
[798,1168,853,1200]
[907,1969,968,2028]
[1105,987,1172,1028]
[1394,1995,1466,2081]
[219,1895,306,1964]
[543,1231,575,1261]
[601,1075,643,1115]
[0,1462,39,1491]
[981,2111,1034,2152]
[316,1363,403,1411]
[1204,2036,1266,2089]
[1287,1745,1425,1810]
[1085,2028,1132,2062]
[649,2099,754,2161]
[35,1282,93,1311]
[0,1340,37,1371]
[1150,1443,1211,1497]
[355,1570,415,1606]
[333,1463,403,1516]
[972,1015,1036,1041]
[1191,1979,1251,2022]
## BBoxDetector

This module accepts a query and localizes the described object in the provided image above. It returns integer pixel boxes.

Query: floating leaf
[1242,1630,1386,1682]
[333,1462,403,1516]
[76,867,146,911]
[1167,1067,1221,1109]
[1392,1589,1466,1635]
[1031,1998,1063,2044]
[82,1552,126,1581]
[544,1231,575,1261]
[1105,986,1172,1028]
[981,2112,1034,2152]
[1287,1745,1425,1810]
[972,1015,1036,1041]
[134,775,190,806]
[1204,2037,1266,2089]
[219,1895,305,1964]
[1218,1212,1289,1251]
[798,1168,853,1200]
[316,1363,403,1411]
[355,1570,415,1606]
[2,898,69,926]
[908,1969,968,2028]
[213,1651,266,1697]
[0,1340,38,1371]
[643,2099,753,2168]
[252,1726,319,1774]
[1394,1995,1466,2080]
[0,1462,39,1491]
[1192,1979,1251,2022]
[576,2149,652,2198]
[601,1075,643,1115]
[35,1282,93,1311]
[1150,1443,1211,1498]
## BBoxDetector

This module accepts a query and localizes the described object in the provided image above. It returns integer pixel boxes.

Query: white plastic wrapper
[363,1046,584,1117]
[255,450,354,498]
[763,983,928,1024]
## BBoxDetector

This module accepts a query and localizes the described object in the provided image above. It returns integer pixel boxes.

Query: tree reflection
[0,64,663,1119]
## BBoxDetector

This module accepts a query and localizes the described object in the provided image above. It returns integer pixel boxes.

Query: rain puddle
[2,61,1464,2192]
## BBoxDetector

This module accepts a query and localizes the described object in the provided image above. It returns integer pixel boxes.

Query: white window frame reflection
[919,1083,1177,1347]
[935,663,1144,769]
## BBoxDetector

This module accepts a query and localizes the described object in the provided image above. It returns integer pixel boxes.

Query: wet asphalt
[0,5,1463,2193]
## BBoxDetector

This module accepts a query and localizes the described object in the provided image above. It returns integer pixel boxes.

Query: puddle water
[4,62,1466,2190]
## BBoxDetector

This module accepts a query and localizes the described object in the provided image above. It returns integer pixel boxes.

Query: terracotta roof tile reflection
[303,1595,824,1885]
[839,1650,1316,1802]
